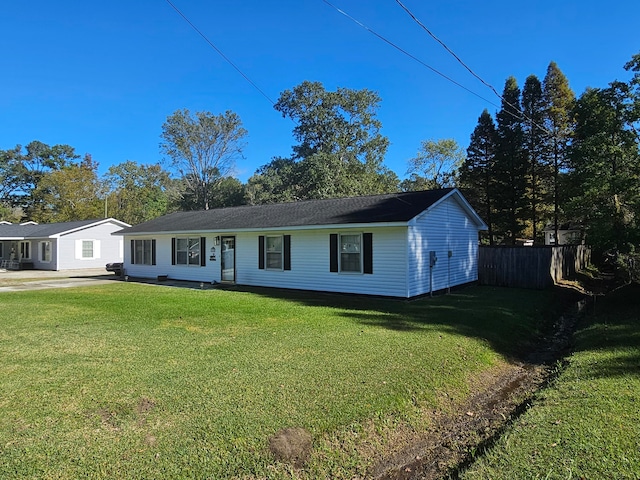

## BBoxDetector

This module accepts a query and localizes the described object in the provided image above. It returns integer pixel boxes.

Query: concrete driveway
[0,268,118,292]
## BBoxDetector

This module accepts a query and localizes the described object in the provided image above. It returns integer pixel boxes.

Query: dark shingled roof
[0,219,119,239]
[119,189,458,235]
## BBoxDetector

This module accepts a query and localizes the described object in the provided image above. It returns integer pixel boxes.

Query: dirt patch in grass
[269,427,313,468]
[371,291,586,480]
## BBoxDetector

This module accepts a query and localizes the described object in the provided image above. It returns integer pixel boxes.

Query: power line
[321,0,499,108]
[394,0,551,134]
[165,0,275,106]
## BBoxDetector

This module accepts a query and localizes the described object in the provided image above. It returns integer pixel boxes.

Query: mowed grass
[0,283,554,479]
[461,283,640,479]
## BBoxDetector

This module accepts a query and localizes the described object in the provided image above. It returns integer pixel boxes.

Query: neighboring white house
[0,218,129,271]
[543,223,584,246]
[114,189,487,298]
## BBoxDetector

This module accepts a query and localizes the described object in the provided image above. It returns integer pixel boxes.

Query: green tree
[250,81,398,202]
[567,82,640,251]
[104,161,172,225]
[405,138,465,189]
[245,157,301,205]
[160,109,248,210]
[0,146,22,201]
[31,154,103,222]
[178,173,245,210]
[459,109,498,244]
[494,77,528,244]
[522,74,549,243]
[0,141,78,219]
[543,62,575,243]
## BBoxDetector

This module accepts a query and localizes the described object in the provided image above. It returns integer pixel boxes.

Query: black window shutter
[171,238,176,265]
[363,233,373,274]
[131,239,135,264]
[283,235,291,271]
[329,234,338,272]
[200,237,206,267]
[258,236,265,269]
[151,239,156,266]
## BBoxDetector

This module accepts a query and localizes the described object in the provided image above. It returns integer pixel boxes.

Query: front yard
[0,283,554,478]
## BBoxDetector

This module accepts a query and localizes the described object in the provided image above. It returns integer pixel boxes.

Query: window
[258,235,291,271]
[40,241,52,263]
[340,234,361,272]
[75,239,100,260]
[131,239,155,265]
[330,233,373,274]
[266,236,283,270]
[20,241,30,260]
[173,237,204,266]
[82,240,94,258]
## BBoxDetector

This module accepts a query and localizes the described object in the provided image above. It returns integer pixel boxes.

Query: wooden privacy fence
[478,245,591,289]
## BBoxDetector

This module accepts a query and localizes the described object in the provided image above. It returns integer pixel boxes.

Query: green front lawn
[0,283,554,479]
[461,284,640,479]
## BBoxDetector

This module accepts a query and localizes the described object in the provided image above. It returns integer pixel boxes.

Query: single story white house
[114,188,487,298]
[0,218,129,271]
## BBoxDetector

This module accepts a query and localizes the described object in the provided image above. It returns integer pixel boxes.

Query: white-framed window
[40,241,52,263]
[176,237,200,266]
[20,241,31,260]
[132,239,154,265]
[340,233,361,273]
[75,239,100,260]
[266,235,283,270]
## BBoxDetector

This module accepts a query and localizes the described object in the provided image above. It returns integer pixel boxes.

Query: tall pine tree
[494,77,528,244]
[460,109,498,244]
[522,74,549,243]
[542,62,575,243]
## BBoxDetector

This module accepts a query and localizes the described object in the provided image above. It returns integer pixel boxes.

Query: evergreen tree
[542,62,575,243]
[494,77,527,244]
[460,110,498,244]
[522,74,549,243]
[567,82,640,251]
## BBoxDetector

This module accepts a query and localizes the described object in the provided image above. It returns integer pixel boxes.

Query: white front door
[221,236,235,282]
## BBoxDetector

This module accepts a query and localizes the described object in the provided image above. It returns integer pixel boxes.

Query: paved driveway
[0,268,118,292]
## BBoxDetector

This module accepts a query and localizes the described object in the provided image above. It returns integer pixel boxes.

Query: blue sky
[1,1,638,183]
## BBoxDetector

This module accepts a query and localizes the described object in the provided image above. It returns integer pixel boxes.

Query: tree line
[460,54,640,254]
[1,53,638,256]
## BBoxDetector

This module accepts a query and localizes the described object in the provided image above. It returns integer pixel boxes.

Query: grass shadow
[571,283,640,379]
[215,283,580,363]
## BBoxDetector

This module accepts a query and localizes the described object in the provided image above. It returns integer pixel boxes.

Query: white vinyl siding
[123,228,408,297]
[407,196,481,297]
[56,221,124,270]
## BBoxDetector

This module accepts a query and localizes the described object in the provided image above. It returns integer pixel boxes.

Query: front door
[221,236,236,282]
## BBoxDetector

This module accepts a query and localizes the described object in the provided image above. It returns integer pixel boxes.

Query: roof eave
[116,221,409,236]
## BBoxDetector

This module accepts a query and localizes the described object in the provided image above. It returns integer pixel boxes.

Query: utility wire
[394,0,551,134]
[321,0,499,108]
[165,0,275,105]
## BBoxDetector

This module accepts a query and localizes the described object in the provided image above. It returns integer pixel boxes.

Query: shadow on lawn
[572,283,640,379]
[220,283,579,364]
